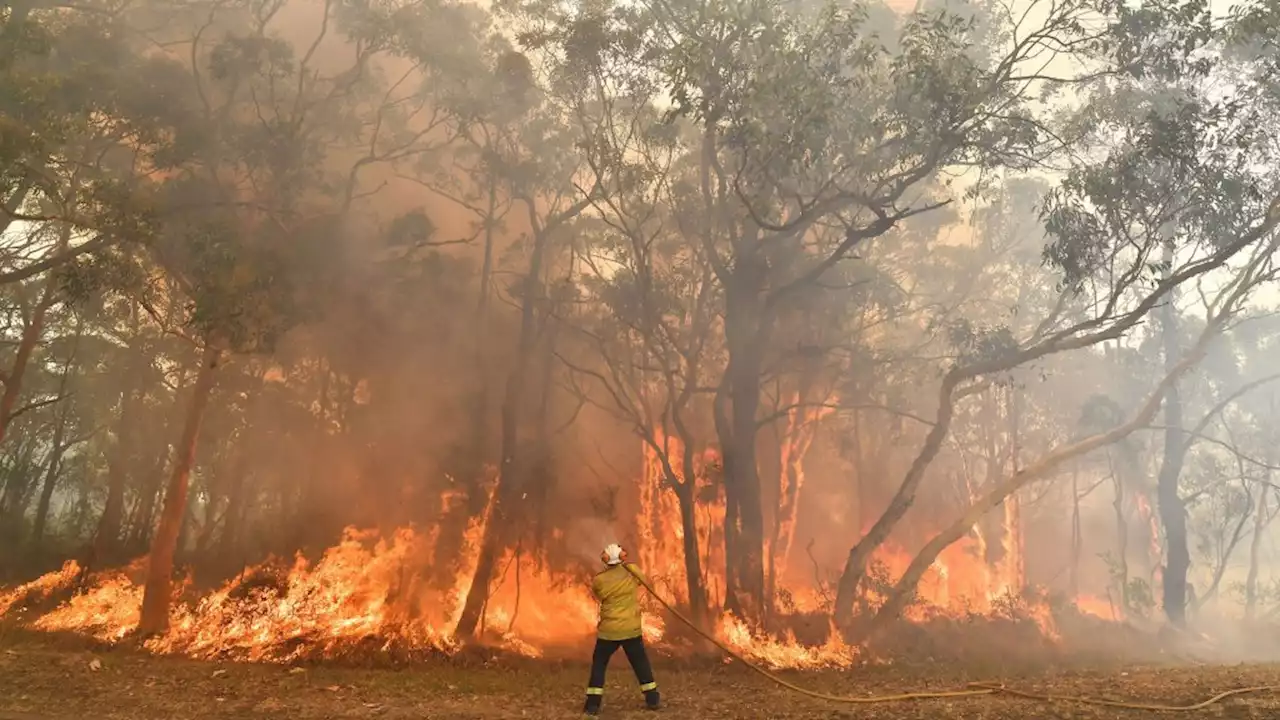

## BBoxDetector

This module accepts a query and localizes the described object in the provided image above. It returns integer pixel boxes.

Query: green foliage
[1042,0,1278,289]
[55,247,150,310]
[1099,550,1156,618]
[944,319,1019,366]
[181,224,299,354]
[385,211,437,248]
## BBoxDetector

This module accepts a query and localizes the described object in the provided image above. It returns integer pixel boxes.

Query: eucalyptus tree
[839,0,1280,637]
[499,0,1154,623]
[117,0,477,634]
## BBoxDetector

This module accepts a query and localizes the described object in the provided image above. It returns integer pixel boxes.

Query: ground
[1,635,1279,719]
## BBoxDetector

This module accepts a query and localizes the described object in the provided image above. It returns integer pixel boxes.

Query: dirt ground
[2,635,1279,719]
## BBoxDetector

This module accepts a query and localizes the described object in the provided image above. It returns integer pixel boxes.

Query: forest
[3,0,1280,681]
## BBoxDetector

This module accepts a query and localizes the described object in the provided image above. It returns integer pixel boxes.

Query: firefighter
[583,543,661,715]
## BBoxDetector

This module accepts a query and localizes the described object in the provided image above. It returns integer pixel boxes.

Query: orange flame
[6,435,1078,667]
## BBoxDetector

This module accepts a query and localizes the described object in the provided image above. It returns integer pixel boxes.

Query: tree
[506,0,1127,624]
[835,0,1280,634]
[128,0,465,634]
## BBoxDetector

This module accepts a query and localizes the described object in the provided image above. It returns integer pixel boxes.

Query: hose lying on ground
[622,565,1280,712]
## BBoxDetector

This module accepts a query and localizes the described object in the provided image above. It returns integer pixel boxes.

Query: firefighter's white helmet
[601,543,627,566]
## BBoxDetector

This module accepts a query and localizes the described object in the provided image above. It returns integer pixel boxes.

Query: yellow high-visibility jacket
[592,562,646,641]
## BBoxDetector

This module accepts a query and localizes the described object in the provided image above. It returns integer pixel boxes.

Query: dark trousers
[584,636,659,711]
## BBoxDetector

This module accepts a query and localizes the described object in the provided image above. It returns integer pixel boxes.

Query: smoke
[564,517,620,569]
[14,0,1280,670]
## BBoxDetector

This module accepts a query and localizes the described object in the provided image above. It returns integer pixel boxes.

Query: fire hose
[622,565,1280,712]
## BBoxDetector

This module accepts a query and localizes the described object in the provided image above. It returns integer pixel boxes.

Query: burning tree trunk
[770,393,830,595]
[673,478,707,628]
[640,432,709,629]
[964,469,997,598]
[137,342,221,636]
[669,332,716,626]
[432,175,500,586]
[452,368,530,639]
[454,197,584,639]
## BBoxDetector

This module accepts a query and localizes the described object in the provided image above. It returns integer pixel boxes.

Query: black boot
[583,694,603,716]
[644,689,661,710]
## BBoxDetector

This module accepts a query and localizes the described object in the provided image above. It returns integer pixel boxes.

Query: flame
[5,434,1082,668]
[34,571,142,643]
[774,393,834,584]
[0,560,81,618]
[1075,594,1119,621]
[1132,492,1162,569]
[718,613,858,669]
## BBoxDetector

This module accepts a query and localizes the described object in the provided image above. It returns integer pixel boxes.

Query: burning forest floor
[2,633,1280,720]
[7,530,1280,717]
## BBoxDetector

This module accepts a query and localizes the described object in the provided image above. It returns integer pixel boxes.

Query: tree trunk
[0,1,35,49]
[673,473,707,629]
[645,434,708,630]
[31,355,75,546]
[1110,453,1130,616]
[0,437,40,517]
[432,176,499,585]
[137,343,221,636]
[833,372,961,627]
[92,327,144,561]
[773,392,824,593]
[719,269,768,623]
[31,431,68,546]
[1002,386,1024,592]
[0,298,54,447]
[127,443,171,552]
[1155,242,1190,628]
[1069,461,1081,598]
[0,180,33,237]
[217,450,251,566]
[452,370,525,639]
[453,204,551,639]
[856,340,1207,641]
[0,194,73,447]
[1245,484,1269,620]
[1195,492,1251,611]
